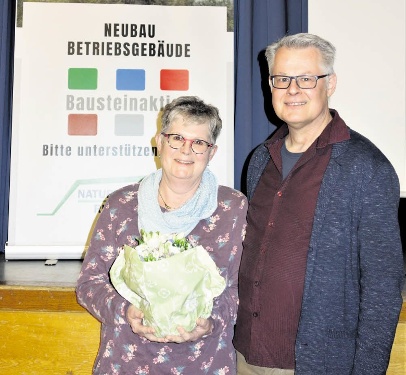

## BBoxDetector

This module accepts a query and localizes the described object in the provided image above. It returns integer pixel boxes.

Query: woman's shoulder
[104,182,140,205]
[217,185,248,206]
[218,185,246,196]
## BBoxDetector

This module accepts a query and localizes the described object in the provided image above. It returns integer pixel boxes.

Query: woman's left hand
[164,317,213,343]
[126,304,168,343]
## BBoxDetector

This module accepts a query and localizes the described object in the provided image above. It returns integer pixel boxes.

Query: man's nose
[287,77,301,93]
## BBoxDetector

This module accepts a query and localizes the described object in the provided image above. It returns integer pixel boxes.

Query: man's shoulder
[250,142,270,164]
[332,129,399,187]
[336,128,391,165]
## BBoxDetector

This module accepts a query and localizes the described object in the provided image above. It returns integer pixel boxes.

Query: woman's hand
[126,304,167,343]
[164,317,213,343]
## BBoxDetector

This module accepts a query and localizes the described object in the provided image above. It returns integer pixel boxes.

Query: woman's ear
[208,145,218,161]
[155,133,162,154]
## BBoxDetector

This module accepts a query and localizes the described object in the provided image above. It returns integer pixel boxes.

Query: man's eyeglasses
[161,133,213,154]
[270,74,330,89]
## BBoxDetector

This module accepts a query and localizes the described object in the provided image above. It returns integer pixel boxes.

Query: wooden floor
[0,255,405,374]
[0,257,101,375]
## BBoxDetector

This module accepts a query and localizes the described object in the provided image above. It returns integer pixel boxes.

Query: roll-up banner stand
[7,3,234,260]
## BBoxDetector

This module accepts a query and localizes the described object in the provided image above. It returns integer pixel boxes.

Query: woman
[76,96,248,375]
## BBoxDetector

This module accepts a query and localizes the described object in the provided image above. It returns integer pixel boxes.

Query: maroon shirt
[234,113,350,369]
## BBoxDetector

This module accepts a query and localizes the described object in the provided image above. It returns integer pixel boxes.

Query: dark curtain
[234,0,308,193]
[0,0,15,253]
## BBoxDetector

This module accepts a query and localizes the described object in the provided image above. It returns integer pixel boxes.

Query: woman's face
[156,115,217,185]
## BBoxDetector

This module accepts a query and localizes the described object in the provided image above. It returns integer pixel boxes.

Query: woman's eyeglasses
[161,133,213,154]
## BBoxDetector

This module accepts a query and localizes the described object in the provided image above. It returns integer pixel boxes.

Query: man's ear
[327,73,337,98]
[268,75,273,92]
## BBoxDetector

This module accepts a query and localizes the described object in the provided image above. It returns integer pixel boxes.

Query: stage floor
[0,256,82,287]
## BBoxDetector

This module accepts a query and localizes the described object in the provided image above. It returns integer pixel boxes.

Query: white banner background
[7,3,233,259]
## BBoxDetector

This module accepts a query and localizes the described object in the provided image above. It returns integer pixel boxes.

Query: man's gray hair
[265,33,336,74]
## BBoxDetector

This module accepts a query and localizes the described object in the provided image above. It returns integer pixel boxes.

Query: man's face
[270,46,336,132]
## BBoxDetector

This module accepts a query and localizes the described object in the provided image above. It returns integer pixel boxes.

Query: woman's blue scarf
[138,168,218,235]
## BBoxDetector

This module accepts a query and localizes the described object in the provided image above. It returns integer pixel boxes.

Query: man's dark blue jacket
[246,112,404,374]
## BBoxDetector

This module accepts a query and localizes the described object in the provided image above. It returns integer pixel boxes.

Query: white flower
[135,230,191,262]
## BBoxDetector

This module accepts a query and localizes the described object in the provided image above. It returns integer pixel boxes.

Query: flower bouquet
[110,230,226,337]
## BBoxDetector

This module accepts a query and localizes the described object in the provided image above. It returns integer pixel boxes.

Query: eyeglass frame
[269,74,330,89]
[161,132,214,154]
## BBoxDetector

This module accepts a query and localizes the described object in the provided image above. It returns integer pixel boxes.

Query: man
[233,33,404,375]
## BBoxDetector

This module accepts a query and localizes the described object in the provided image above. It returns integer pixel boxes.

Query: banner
[7,3,233,259]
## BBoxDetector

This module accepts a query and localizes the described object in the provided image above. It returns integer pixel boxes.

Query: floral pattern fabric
[76,184,247,375]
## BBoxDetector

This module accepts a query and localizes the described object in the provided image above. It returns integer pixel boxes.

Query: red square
[68,114,98,136]
[160,69,189,91]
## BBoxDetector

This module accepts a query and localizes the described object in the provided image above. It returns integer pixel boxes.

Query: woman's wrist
[202,318,214,338]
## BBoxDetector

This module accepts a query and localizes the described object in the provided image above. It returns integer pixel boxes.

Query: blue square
[116,69,145,90]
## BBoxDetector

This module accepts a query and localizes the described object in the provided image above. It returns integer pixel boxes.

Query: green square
[68,68,98,90]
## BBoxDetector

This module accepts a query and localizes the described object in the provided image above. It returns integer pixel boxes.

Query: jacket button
[253,312,259,317]
[254,281,259,286]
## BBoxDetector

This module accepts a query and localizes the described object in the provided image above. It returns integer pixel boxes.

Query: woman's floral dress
[76,184,247,375]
